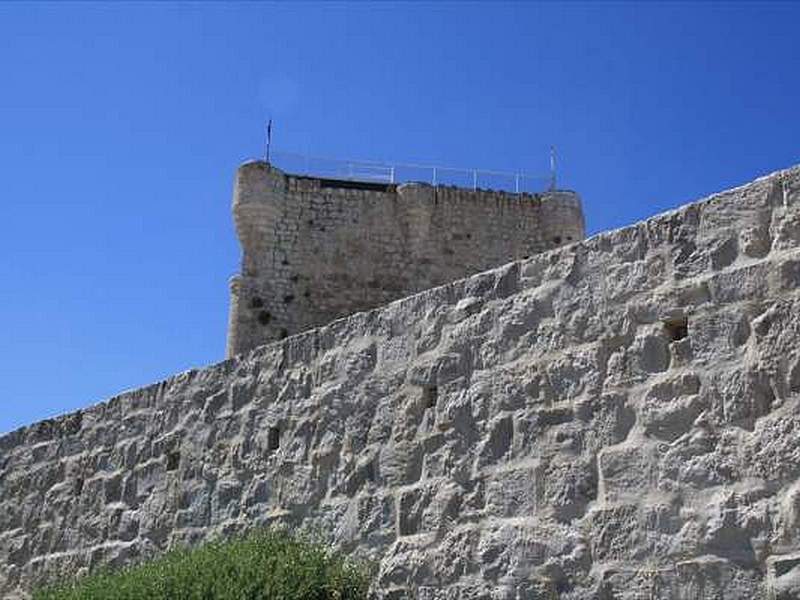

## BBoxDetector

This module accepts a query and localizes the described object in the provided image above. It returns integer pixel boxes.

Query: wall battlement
[226,161,584,357]
[2,165,800,599]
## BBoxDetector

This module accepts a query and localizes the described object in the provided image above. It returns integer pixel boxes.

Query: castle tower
[226,160,585,357]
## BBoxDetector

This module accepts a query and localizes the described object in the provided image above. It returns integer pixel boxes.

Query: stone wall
[3,166,800,599]
[226,162,585,357]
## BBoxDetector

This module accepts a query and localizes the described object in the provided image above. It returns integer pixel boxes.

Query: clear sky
[1,2,798,433]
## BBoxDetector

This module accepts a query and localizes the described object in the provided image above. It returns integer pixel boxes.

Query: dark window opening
[257,311,272,326]
[268,426,280,452]
[283,294,295,304]
[250,297,264,309]
[553,236,562,245]
[281,258,289,266]
[303,290,311,298]
[664,317,689,342]
[423,386,438,409]
[74,477,84,495]
[166,451,180,472]
[279,328,289,339]
[315,177,393,192]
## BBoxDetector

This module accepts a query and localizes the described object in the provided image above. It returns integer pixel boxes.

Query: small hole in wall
[664,317,689,342]
[423,386,438,409]
[250,297,264,309]
[281,259,289,266]
[553,236,562,245]
[268,426,280,452]
[74,477,84,495]
[303,290,311,298]
[290,274,299,283]
[283,294,295,304]
[257,311,272,326]
[466,233,472,240]
[307,219,314,226]
[567,236,573,241]
[166,451,180,472]
[279,328,289,339]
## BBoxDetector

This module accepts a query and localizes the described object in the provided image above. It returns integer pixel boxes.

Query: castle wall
[226,162,585,357]
[3,166,800,599]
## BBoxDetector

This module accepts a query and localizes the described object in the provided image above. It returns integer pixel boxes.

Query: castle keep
[226,161,584,356]
[2,163,800,599]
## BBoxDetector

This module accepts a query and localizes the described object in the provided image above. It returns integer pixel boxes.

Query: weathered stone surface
[1,166,800,598]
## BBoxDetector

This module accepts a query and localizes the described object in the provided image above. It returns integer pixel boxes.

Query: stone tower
[226,160,585,357]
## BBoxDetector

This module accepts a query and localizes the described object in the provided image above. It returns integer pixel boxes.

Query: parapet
[226,160,585,357]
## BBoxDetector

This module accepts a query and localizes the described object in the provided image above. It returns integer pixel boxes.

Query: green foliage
[33,530,371,600]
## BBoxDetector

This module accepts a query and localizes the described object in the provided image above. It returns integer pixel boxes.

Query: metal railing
[267,150,555,194]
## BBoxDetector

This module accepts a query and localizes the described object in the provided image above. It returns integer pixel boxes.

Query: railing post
[515,173,520,194]
[432,167,437,186]
[390,166,395,184]
[473,170,477,191]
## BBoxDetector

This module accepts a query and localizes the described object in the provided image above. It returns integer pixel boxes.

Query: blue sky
[1,2,798,433]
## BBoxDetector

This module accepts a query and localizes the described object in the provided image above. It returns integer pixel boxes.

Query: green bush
[33,530,371,600]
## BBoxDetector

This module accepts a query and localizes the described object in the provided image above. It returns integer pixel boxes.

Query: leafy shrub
[33,530,371,600]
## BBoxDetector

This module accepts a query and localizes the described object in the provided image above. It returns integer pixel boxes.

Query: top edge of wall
[238,160,578,198]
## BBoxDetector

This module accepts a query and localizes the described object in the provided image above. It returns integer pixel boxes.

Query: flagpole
[265,119,273,164]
